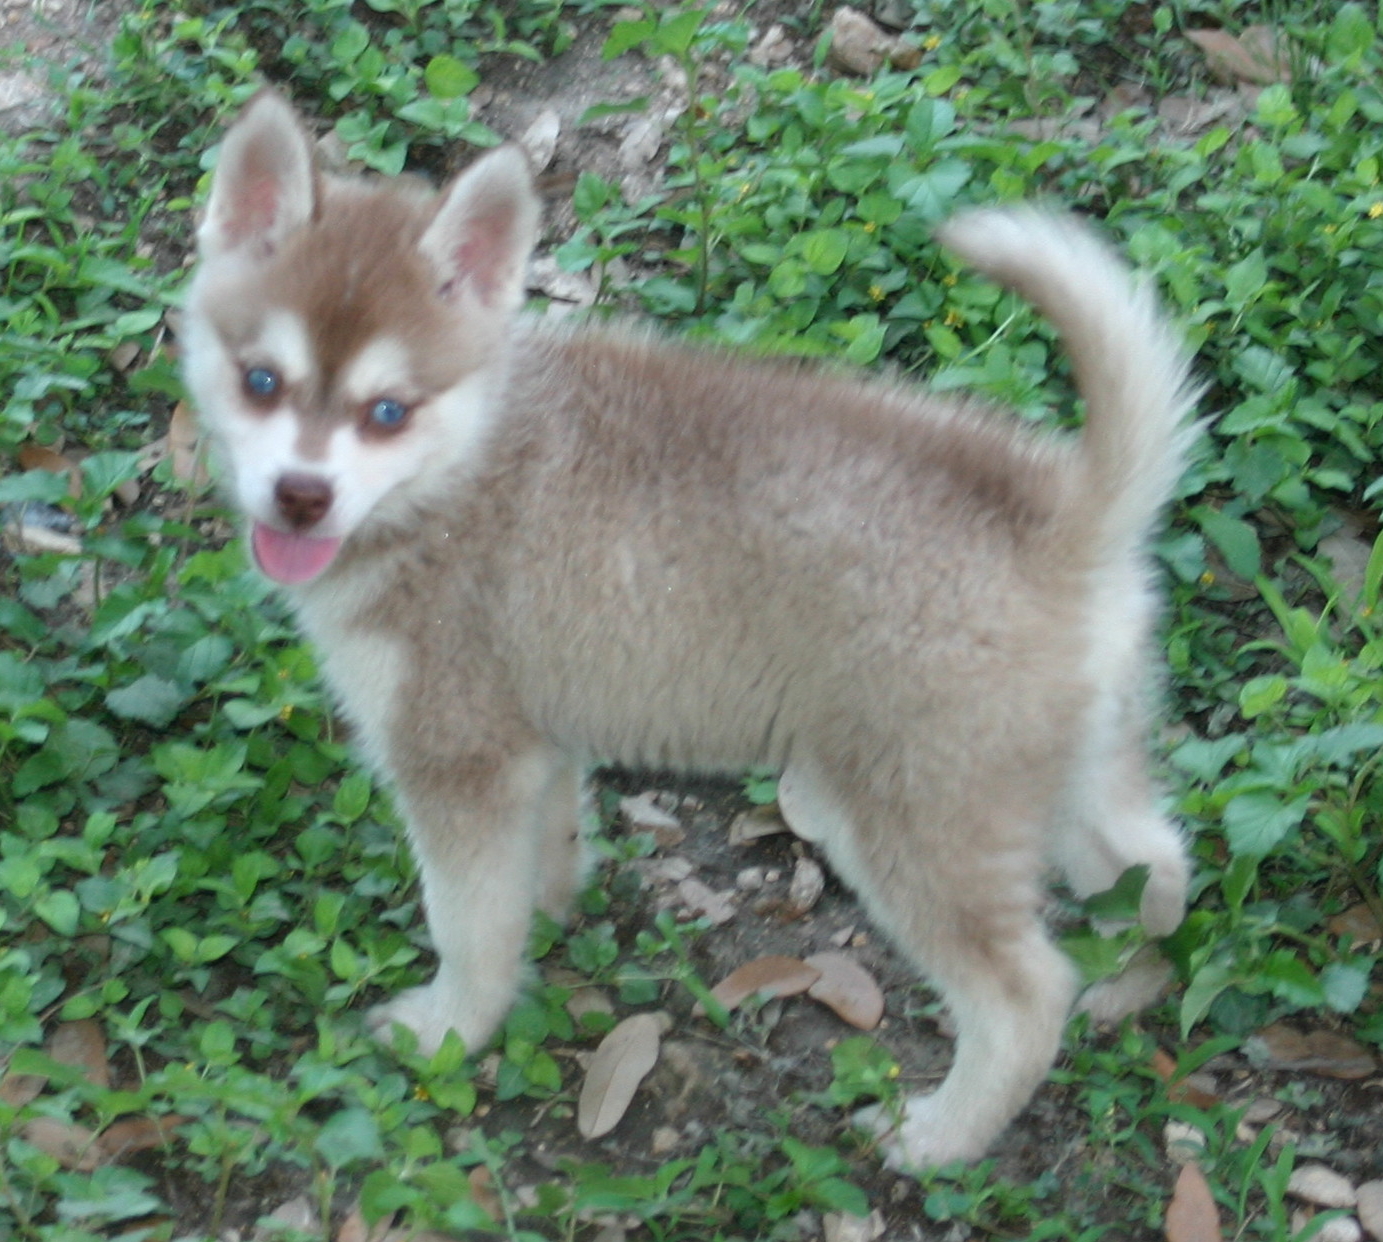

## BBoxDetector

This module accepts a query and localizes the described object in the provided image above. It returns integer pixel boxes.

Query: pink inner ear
[450,214,513,306]
[226,174,287,245]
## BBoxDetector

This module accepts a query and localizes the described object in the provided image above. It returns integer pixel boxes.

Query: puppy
[182,90,1197,1168]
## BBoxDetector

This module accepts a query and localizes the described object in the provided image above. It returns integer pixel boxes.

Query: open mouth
[250,521,344,585]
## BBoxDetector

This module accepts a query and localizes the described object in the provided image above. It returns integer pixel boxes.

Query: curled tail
[936,208,1200,565]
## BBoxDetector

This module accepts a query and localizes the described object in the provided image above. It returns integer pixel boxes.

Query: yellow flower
[942,272,957,286]
[1369,201,1383,219]
[944,308,963,327]
[862,220,877,233]
[923,33,941,50]
[869,284,885,302]
[1199,571,1216,588]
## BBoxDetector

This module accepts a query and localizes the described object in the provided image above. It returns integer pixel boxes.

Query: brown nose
[274,473,333,530]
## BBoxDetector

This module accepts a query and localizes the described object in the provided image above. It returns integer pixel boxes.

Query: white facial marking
[342,337,412,404]
[251,308,314,386]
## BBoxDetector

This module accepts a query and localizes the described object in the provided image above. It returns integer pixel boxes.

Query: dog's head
[182,90,540,585]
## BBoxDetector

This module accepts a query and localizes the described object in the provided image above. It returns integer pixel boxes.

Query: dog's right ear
[198,90,316,260]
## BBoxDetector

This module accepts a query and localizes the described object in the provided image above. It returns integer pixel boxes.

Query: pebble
[1358,1181,1383,1242]
[1163,1120,1207,1164]
[1291,1209,1362,1242]
[1289,1164,1358,1210]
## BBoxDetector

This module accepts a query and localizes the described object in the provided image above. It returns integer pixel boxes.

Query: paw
[854,1096,988,1171]
[366,983,488,1056]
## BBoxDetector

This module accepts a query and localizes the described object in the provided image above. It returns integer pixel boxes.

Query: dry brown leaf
[22,1118,102,1171]
[1148,1048,1221,1110]
[336,1201,395,1242]
[1328,903,1383,945]
[676,876,736,926]
[804,952,884,1030]
[97,1115,187,1162]
[1247,1022,1377,1080]
[824,1209,886,1242]
[49,1019,110,1089]
[109,340,141,372]
[577,1012,666,1139]
[728,806,790,845]
[467,1166,504,1222]
[1287,1164,1357,1210]
[17,442,81,497]
[1165,1162,1222,1242]
[0,1071,45,1108]
[1186,26,1289,85]
[703,955,822,1014]
[786,856,826,916]
[168,400,210,488]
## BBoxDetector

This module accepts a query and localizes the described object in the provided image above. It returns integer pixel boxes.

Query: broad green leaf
[1221,790,1309,857]
[801,229,849,276]
[106,675,187,728]
[424,54,478,100]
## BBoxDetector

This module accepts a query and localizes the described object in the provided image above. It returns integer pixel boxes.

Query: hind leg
[792,760,1078,1166]
[1051,714,1188,936]
[533,758,593,920]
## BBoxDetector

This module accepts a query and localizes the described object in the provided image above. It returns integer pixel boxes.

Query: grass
[1,0,1381,1237]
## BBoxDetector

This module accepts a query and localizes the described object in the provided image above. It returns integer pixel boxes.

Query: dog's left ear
[199,90,316,260]
[419,145,539,313]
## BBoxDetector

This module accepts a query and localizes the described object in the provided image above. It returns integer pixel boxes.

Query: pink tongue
[251,522,343,585]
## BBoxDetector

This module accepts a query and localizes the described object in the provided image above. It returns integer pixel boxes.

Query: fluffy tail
[936,208,1200,564]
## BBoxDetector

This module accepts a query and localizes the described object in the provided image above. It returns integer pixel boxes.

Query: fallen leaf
[703,955,822,1014]
[1186,25,1290,85]
[22,1118,102,1171]
[1328,903,1382,945]
[577,1012,666,1138]
[18,442,81,497]
[109,340,141,372]
[0,1071,45,1108]
[805,952,885,1030]
[259,1195,319,1239]
[168,401,210,489]
[467,1166,504,1222]
[518,107,561,173]
[336,1204,390,1242]
[1148,1048,1221,1110]
[97,1115,187,1162]
[676,876,736,925]
[49,1019,110,1089]
[1164,1120,1208,1165]
[728,806,790,845]
[786,856,825,916]
[1165,1162,1222,1242]
[824,1209,885,1242]
[1246,1022,1377,1079]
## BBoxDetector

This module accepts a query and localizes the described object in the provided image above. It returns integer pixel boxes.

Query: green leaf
[1193,506,1261,580]
[1237,675,1286,719]
[333,772,372,822]
[1223,250,1267,308]
[315,1107,384,1167]
[1256,950,1324,1007]
[1326,3,1375,66]
[36,888,81,936]
[603,17,656,59]
[801,229,849,276]
[1221,791,1309,857]
[1321,961,1369,1013]
[424,54,478,100]
[106,675,187,728]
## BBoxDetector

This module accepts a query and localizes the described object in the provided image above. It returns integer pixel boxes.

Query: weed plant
[1,0,1380,1237]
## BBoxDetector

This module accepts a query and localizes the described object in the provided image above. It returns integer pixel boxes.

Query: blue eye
[368,397,409,429]
[244,366,281,400]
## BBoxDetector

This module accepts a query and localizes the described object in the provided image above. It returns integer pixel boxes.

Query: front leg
[368,746,562,1055]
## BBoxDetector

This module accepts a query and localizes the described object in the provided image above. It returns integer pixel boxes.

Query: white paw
[854,1095,988,1171]
[366,983,486,1056]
